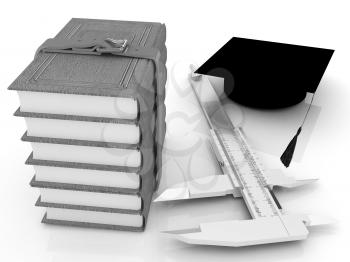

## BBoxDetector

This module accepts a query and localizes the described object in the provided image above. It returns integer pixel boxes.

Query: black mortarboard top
[195,37,334,167]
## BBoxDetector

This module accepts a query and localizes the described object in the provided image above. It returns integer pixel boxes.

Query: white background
[1,0,350,261]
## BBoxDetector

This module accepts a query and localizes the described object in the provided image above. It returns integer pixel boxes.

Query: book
[43,208,144,230]
[9,18,167,231]
[15,108,143,144]
[34,164,140,189]
[17,91,138,119]
[23,133,144,167]
[31,177,142,210]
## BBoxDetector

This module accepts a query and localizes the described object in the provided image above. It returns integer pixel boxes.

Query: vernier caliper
[154,66,332,247]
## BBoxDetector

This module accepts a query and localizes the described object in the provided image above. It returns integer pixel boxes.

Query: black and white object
[9,18,167,231]
[154,66,331,247]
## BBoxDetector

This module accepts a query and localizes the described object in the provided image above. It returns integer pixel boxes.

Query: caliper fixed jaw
[161,213,333,247]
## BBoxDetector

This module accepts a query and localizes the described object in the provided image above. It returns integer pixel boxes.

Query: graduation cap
[196,37,334,167]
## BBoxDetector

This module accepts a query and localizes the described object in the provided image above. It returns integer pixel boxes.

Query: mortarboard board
[195,37,334,167]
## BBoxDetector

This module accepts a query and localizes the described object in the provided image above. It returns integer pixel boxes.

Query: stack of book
[9,18,167,231]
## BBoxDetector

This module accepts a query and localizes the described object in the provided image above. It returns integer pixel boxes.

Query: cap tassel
[280,127,302,167]
[280,93,315,168]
